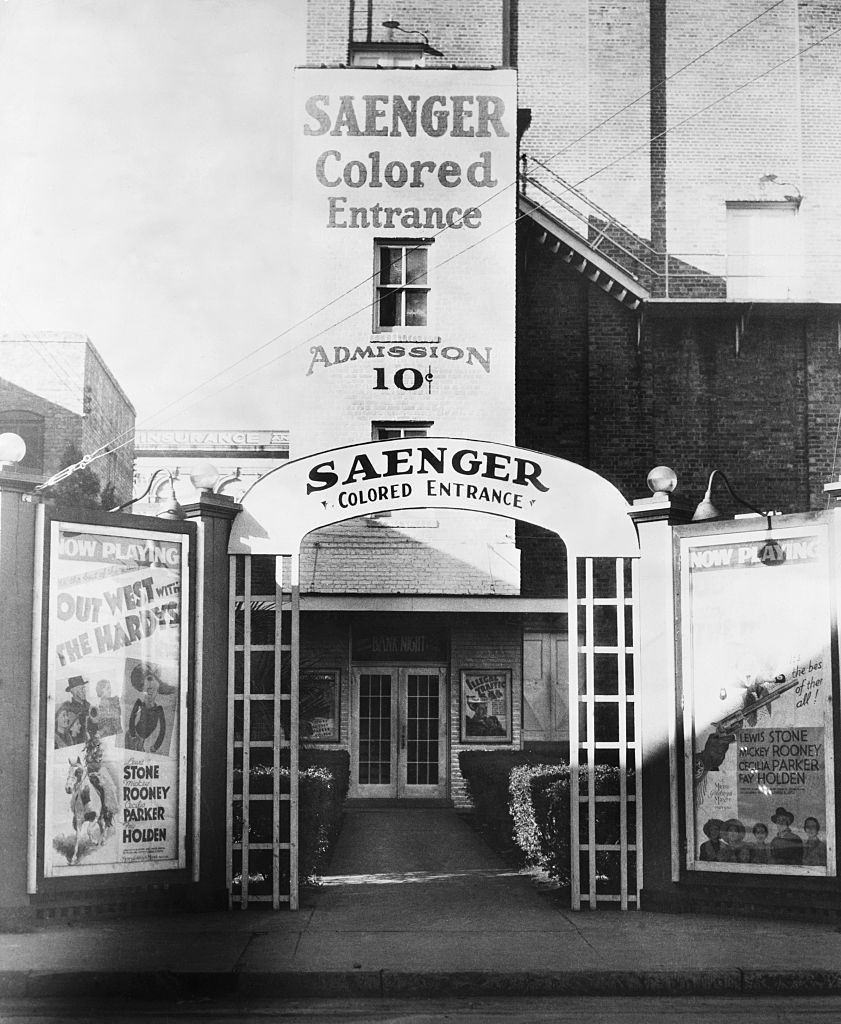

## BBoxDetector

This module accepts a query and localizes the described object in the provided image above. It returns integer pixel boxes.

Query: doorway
[350,666,448,800]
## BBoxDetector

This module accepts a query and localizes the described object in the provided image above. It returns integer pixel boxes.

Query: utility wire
[119,18,841,432]
[51,0,791,474]
[39,6,839,488]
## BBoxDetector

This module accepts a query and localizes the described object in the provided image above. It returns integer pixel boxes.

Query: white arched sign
[228,437,639,557]
[226,438,641,915]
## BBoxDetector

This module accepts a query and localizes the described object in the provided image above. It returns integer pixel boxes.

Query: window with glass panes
[375,241,430,330]
[372,422,432,442]
[371,423,434,521]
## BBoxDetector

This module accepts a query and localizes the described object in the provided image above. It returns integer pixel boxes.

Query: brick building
[0,333,135,500]
[232,1,841,809]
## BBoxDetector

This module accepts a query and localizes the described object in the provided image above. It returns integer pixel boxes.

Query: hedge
[298,749,350,881]
[458,749,567,858]
[459,750,625,893]
[232,748,350,883]
[533,765,625,889]
[509,762,569,867]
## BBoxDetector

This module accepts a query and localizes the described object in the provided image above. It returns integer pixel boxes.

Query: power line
[40,8,841,488]
[55,0,792,471]
[133,18,841,424]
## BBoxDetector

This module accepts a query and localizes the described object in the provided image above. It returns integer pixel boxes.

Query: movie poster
[681,526,835,875]
[300,669,340,742]
[461,669,512,743]
[42,521,189,878]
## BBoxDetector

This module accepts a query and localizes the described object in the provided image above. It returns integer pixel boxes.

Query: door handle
[401,724,407,750]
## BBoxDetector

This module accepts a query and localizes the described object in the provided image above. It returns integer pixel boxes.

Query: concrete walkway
[3,808,841,1000]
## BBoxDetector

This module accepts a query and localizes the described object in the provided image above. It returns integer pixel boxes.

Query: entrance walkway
[304,807,570,970]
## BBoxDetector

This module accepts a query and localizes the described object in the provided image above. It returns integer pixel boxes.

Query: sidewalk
[2,808,841,1000]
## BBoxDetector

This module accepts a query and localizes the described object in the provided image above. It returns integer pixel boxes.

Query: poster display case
[460,668,513,743]
[300,669,341,743]
[30,514,193,887]
[679,524,836,877]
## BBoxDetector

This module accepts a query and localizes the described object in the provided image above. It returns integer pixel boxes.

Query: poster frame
[299,667,341,744]
[460,667,513,744]
[28,506,197,894]
[676,516,837,879]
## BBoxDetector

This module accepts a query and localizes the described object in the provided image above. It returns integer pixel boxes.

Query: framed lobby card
[300,668,341,743]
[461,669,512,743]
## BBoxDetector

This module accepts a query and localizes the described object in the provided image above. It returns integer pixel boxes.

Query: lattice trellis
[568,556,642,909]
[227,554,298,909]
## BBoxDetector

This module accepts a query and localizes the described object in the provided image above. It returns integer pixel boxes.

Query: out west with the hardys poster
[39,522,189,879]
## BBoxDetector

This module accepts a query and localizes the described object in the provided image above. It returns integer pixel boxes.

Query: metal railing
[520,154,728,299]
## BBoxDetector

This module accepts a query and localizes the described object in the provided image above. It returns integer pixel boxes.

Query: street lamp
[0,432,26,469]
[692,469,784,565]
[189,460,219,494]
[110,467,183,519]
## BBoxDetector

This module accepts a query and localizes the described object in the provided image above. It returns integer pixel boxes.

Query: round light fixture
[646,465,677,496]
[189,460,219,492]
[0,432,27,466]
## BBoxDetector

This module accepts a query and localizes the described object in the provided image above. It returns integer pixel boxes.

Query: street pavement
[3,996,841,1023]
[1,808,841,1002]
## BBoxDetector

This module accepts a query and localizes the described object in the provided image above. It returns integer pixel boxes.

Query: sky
[0,0,307,430]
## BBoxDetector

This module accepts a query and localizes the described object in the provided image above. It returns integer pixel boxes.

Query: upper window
[374,241,431,331]
[371,422,435,524]
[349,40,443,68]
[726,200,803,301]
[372,421,432,442]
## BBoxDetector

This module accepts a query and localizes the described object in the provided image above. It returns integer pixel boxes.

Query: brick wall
[307,0,506,67]
[517,0,650,239]
[0,378,82,482]
[0,335,135,500]
[517,264,833,523]
[799,1,841,297]
[804,310,841,509]
[300,612,352,750]
[300,512,519,595]
[81,343,136,498]
[449,614,522,807]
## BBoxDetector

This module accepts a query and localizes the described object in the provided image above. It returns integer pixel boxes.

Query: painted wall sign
[39,521,190,879]
[680,525,836,876]
[300,90,511,231]
[135,430,288,451]
[228,437,639,559]
[290,69,517,457]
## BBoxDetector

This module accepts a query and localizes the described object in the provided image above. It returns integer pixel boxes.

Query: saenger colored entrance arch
[227,438,641,910]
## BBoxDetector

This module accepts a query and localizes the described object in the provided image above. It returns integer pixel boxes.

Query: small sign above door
[352,627,447,662]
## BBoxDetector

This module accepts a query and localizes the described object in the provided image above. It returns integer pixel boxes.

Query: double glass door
[350,666,447,799]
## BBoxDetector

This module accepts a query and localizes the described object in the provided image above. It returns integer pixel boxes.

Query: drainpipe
[650,0,668,271]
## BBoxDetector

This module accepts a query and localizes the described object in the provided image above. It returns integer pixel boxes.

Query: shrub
[232,748,350,883]
[458,749,566,857]
[459,751,625,895]
[298,748,350,881]
[534,765,624,890]
[509,762,568,867]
